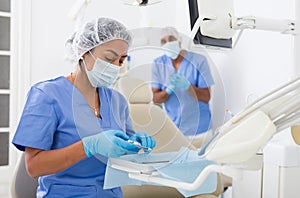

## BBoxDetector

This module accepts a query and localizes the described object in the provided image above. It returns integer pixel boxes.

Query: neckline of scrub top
[61,76,108,120]
[165,51,191,73]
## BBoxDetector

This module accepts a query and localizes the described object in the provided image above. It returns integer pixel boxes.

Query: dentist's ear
[78,56,84,67]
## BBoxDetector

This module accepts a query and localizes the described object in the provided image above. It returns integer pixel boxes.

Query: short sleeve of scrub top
[13,86,58,151]
[195,54,214,88]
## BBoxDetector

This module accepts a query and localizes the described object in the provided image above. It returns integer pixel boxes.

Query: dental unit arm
[189,0,295,49]
[125,76,300,190]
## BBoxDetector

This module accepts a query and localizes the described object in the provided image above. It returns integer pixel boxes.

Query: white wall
[29,0,295,126]
[29,0,178,84]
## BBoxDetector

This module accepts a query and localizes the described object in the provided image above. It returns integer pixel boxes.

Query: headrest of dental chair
[118,76,153,104]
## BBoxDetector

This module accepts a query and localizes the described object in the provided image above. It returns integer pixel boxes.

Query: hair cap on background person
[160,26,181,41]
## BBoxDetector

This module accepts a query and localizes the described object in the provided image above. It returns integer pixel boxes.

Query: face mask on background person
[84,52,123,87]
[162,41,181,59]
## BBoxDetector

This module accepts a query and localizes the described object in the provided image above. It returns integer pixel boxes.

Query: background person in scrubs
[12,17,156,198]
[151,27,214,148]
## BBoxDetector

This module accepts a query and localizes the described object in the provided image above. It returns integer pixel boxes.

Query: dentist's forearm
[152,88,170,103]
[187,85,211,103]
[25,141,86,178]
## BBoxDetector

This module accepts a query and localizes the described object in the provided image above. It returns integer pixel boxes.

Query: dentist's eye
[105,57,115,63]
[118,56,127,66]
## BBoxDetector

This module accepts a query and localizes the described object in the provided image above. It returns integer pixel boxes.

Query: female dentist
[12,17,156,198]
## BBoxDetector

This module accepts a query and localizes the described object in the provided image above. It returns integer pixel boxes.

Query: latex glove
[129,131,156,153]
[170,73,190,90]
[165,83,175,95]
[82,130,140,158]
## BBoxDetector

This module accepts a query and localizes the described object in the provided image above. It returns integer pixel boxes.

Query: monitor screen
[188,0,232,48]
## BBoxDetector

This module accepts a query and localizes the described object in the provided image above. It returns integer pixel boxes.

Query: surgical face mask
[162,41,181,59]
[84,53,122,87]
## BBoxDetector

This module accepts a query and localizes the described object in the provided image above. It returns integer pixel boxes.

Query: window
[0,1,31,196]
[0,0,11,166]
[0,0,10,12]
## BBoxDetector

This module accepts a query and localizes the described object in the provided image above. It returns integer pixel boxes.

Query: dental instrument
[127,139,152,151]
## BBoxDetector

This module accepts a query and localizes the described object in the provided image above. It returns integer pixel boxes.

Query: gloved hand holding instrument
[82,130,156,158]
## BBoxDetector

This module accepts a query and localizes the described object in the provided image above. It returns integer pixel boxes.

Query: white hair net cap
[160,26,181,41]
[65,17,132,61]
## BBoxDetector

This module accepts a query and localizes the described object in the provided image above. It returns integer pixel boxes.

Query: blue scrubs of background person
[12,17,156,198]
[151,27,214,148]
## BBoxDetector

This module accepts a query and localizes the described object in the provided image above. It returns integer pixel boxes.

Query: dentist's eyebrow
[106,49,119,57]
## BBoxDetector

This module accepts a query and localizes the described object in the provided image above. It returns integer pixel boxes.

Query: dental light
[67,0,91,30]
[68,0,162,30]
[68,0,91,21]
[122,0,162,7]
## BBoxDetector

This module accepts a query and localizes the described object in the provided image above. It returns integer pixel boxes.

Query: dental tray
[108,148,197,174]
[109,157,170,174]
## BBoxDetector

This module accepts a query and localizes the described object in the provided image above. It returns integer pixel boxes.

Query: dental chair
[10,153,38,198]
[116,76,196,153]
[115,76,229,198]
[115,76,300,198]
[10,154,224,198]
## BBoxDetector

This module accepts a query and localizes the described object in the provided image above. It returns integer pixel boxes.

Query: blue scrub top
[152,51,214,135]
[12,76,135,198]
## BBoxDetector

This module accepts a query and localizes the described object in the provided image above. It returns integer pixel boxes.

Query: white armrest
[128,164,241,191]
